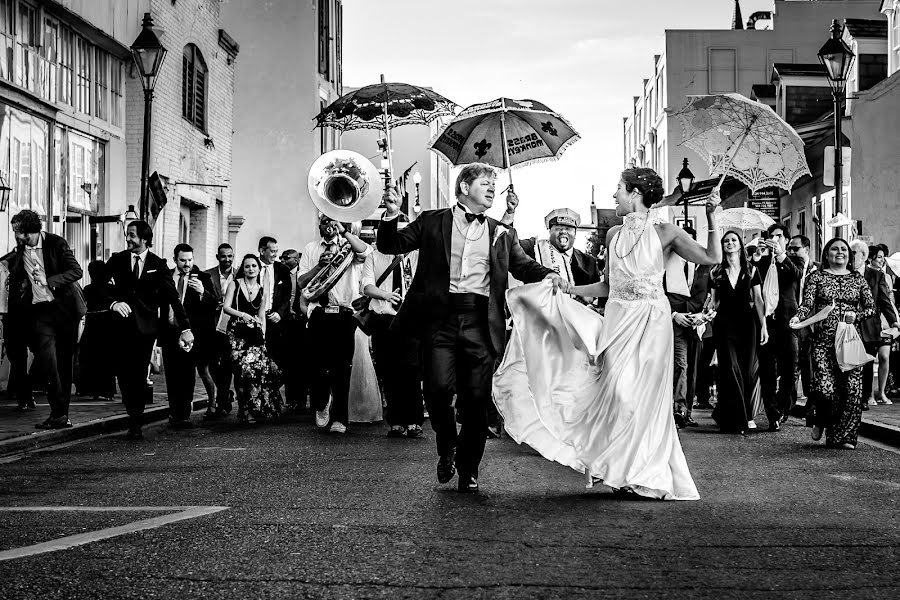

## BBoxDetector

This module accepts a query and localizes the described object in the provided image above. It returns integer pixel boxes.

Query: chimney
[732,0,744,30]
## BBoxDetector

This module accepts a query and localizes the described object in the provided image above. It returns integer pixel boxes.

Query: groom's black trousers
[423,293,495,478]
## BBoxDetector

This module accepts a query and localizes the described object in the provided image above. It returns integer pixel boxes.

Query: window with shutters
[317,0,329,77]
[75,36,92,115]
[0,0,13,81]
[182,44,207,132]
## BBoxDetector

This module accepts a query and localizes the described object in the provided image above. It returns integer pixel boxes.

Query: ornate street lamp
[412,171,422,214]
[818,19,855,215]
[131,13,167,222]
[677,158,695,238]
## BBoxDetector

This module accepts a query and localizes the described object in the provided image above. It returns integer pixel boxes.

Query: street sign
[747,189,780,219]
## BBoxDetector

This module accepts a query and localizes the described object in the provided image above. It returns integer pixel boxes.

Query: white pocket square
[145,269,157,274]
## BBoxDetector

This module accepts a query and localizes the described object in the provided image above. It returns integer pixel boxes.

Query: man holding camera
[297,216,371,434]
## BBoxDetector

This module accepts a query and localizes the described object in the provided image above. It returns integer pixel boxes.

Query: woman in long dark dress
[710,231,768,433]
[222,254,282,422]
[792,238,875,449]
[76,260,117,400]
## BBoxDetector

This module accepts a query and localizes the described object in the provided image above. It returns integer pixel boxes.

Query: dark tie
[177,273,186,301]
[132,256,141,279]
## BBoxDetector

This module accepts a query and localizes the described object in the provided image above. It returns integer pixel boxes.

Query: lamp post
[677,158,696,238]
[130,13,167,223]
[412,171,422,215]
[818,19,855,216]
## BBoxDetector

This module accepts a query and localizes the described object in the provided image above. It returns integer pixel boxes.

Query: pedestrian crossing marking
[0,506,228,561]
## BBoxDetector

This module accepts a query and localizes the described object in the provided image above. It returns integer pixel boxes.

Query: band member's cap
[544,208,581,229]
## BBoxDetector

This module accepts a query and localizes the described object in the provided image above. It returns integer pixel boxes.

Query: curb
[789,398,900,447]
[0,398,209,458]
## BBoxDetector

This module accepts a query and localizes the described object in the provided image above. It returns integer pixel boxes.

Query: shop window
[67,130,104,213]
[182,44,207,132]
[110,59,123,127]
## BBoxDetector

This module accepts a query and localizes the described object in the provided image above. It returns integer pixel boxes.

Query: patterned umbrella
[314,80,457,132]
[428,98,580,183]
[717,207,775,231]
[672,93,810,193]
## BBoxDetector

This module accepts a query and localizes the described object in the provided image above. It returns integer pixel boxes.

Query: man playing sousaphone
[297,214,372,435]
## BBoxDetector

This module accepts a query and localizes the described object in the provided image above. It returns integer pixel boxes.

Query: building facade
[622,0,883,244]
[221,0,343,255]
[0,0,236,276]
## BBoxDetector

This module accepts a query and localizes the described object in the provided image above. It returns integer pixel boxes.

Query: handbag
[354,255,404,335]
[834,321,875,372]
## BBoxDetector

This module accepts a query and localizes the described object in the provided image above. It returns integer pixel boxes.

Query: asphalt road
[0,412,899,599]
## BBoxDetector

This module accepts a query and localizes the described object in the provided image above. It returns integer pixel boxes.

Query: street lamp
[818,18,854,215]
[412,171,422,214]
[131,12,167,223]
[677,158,695,238]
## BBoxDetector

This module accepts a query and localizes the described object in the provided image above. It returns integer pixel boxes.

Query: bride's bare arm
[658,200,721,266]
[570,227,615,299]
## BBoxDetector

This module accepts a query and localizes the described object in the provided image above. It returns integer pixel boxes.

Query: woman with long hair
[791,238,875,448]
[222,254,282,422]
[709,231,768,433]
[494,167,722,500]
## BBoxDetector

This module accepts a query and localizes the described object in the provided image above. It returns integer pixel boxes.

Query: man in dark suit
[8,210,86,429]
[257,236,292,370]
[97,221,193,440]
[756,222,801,431]
[788,235,819,421]
[686,265,716,413]
[1,250,34,412]
[162,243,216,429]
[668,263,713,428]
[377,163,565,493]
[203,243,237,418]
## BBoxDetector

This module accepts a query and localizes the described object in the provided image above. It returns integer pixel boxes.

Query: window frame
[708,47,737,94]
[182,43,208,133]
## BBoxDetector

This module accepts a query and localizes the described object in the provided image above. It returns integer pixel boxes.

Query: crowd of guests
[669,221,899,449]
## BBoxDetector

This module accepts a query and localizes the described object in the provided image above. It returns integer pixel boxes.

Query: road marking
[0,506,228,561]
[195,447,246,451]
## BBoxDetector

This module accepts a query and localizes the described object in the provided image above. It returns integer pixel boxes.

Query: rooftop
[772,63,828,79]
[844,18,888,39]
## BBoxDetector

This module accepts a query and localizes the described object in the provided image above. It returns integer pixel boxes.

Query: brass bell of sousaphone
[302,150,383,302]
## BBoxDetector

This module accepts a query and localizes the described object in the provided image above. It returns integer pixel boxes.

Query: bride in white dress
[493,167,721,500]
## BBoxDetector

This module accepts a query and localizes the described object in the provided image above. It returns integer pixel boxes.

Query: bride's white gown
[493,212,700,500]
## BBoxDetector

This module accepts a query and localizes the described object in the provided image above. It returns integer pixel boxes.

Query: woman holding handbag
[792,238,875,449]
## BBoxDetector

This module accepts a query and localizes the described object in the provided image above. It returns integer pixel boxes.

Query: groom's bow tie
[457,205,486,223]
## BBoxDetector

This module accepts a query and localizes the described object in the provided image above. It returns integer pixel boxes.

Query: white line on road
[0,506,228,561]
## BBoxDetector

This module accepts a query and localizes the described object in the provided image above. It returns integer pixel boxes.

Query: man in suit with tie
[257,237,292,371]
[8,210,86,429]
[203,243,236,417]
[280,248,307,412]
[162,243,216,428]
[97,221,193,440]
[377,163,566,493]
[757,223,801,431]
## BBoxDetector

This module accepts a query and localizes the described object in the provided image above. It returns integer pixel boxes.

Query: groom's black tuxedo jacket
[377,208,553,356]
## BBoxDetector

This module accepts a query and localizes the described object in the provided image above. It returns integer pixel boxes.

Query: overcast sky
[343,0,773,238]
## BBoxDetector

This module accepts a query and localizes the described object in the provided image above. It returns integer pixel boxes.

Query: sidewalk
[0,374,210,457]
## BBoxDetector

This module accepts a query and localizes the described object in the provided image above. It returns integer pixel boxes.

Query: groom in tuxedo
[377,163,566,493]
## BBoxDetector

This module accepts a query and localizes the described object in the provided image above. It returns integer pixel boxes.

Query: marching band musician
[361,224,423,439]
[297,215,372,435]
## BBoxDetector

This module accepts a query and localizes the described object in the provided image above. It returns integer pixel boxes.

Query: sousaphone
[302,150,383,302]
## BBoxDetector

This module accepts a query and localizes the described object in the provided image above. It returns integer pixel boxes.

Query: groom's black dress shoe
[457,474,478,493]
[437,454,456,483]
[673,411,687,429]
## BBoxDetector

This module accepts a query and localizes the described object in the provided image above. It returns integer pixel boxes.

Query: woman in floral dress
[222,254,282,422]
[792,238,875,449]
